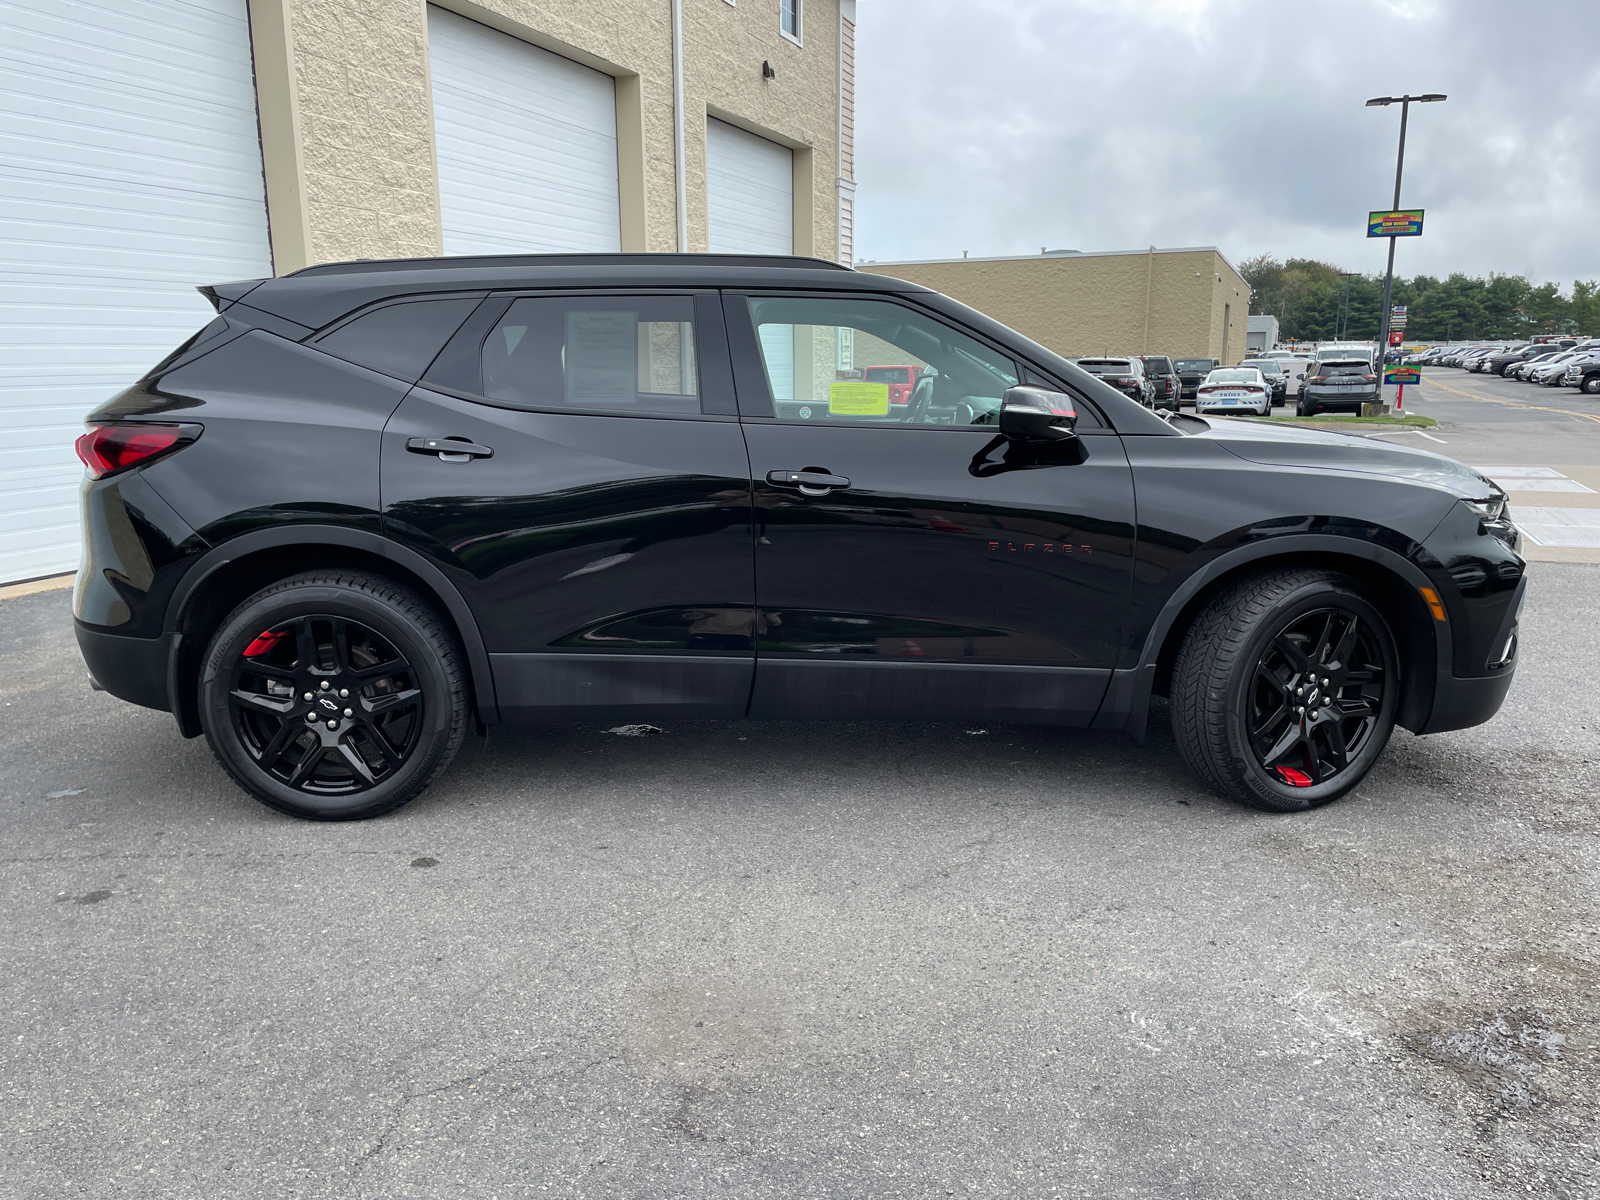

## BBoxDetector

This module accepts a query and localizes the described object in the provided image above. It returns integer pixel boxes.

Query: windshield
[1077,359,1135,374]
[1175,359,1215,371]
[1317,361,1371,375]
[1207,370,1258,383]
[1241,361,1282,376]
[1140,357,1173,372]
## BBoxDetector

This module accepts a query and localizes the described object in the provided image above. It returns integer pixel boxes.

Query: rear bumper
[1306,389,1379,406]
[76,622,172,713]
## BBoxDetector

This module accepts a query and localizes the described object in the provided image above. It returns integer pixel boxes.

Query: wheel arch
[1103,535,1448,740]
[164,526,498,737]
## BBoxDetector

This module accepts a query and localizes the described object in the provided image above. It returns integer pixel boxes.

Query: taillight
[1362,374,1378,383]
[74,422,201,480]
[1311,375,1328,382]
[1244,386,1263,393]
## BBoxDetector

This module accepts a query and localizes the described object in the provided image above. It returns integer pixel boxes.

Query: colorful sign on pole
[1384,367,1421,386]
[1368,210,1425,238]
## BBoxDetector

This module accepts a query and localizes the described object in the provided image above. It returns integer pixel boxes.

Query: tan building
[859,247,1251,366]
[2,0,857,584]
[252,0,858,270]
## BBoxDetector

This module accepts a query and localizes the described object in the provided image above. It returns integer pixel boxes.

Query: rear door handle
[767,468,850,496]
[406,436,493,462]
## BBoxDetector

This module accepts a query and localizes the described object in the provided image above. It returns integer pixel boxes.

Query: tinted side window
[746,294,1017,427]
[481,295,700,415]
[317,298,480,380]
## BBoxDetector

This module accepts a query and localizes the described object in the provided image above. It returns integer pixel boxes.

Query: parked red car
[862,364,923,405]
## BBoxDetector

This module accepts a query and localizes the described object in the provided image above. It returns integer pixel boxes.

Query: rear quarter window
[315,297,482,381]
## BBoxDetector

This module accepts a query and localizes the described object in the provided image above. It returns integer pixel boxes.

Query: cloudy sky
[853,0,1600,285]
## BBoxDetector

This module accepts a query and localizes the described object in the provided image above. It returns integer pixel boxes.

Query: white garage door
[706,119,795,395]
[428,6,621,256]
[706,118,794,256]
[0,0,272,584]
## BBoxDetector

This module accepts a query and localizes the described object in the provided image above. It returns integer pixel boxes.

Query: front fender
[1092,531,1449,739]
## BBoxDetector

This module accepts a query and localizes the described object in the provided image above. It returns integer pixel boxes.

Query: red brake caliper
[1275,766,1313,788]
[243,629,290,658]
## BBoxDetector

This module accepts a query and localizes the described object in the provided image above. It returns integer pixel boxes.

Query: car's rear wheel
[199,571,467,820]
[1170,568,1398,812]
[1297,398,1318,416]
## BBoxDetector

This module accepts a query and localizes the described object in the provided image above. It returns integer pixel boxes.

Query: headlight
[1462,496,1505,521]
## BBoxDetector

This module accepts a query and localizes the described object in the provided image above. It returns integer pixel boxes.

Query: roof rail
[287,252,853,278]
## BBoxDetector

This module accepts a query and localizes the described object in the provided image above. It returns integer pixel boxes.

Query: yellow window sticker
[829,381,890,415]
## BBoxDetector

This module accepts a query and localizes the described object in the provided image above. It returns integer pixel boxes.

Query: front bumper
[1418,667,1516,734]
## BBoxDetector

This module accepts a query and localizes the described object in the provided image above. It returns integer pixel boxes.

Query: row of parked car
[1408,339,1600,394]
[1066,346,1387,418]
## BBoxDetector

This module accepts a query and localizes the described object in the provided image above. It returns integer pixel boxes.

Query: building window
[780,0,801,43]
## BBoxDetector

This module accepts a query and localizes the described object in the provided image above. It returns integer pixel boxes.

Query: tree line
[1239,255,1600,343]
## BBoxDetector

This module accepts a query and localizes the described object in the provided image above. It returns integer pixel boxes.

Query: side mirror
[1297,372,1305,379]
[999,386,1078,441]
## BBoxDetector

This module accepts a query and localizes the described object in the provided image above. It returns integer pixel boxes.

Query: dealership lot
[5,531,1599,1193]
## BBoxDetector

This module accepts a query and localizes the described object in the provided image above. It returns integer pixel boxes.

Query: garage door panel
[706,118,794,255]
[0,0,271,583]
[428,5,621,256]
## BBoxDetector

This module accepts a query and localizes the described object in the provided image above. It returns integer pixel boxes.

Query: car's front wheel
[1583,376,1600,395]
[199,571,468,820]
[1170,568,1399,812]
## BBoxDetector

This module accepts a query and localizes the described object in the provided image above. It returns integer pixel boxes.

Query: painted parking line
[1512,507,1600,548]
[1473,466,1596,494]
[1421,375,1600,427]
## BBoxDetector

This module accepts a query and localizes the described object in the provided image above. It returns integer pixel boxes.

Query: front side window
[481,296,699,415]
[747,295,1018,427]
[780,0,800,40]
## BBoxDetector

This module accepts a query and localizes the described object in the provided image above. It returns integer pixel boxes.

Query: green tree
[1238,258,1596,342]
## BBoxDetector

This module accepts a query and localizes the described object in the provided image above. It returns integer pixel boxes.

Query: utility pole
[1366,93,1445,374]
[1337,272,1356,340]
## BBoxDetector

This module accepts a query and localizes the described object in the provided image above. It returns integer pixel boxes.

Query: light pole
[1366,93,1445,376]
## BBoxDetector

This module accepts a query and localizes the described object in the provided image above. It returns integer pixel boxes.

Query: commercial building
[0,0,857,584]
[858,247,1250,369]
[1247,315,1279,353]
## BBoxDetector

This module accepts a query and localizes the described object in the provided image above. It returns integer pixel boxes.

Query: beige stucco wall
[858,249,1252,364]
[250,0,843,272]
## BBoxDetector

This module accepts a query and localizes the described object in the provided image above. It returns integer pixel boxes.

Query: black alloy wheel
[1170,568,1398,812]
[200,572,467,820]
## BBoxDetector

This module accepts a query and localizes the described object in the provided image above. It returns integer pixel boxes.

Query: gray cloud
[854,0,1600,284]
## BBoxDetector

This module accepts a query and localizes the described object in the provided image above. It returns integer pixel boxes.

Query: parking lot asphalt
[4,559,1598,1198]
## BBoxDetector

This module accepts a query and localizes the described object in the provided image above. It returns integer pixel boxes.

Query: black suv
[1175,358,1220,400]
[1136,355,1182,411]
[76,253,1524,821]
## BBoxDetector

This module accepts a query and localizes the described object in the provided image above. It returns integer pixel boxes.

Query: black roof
[208,253,920,330]
[290,252,854,277]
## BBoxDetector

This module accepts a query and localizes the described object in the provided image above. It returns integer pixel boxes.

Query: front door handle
[406,436,494,463]
[767,468,851,496]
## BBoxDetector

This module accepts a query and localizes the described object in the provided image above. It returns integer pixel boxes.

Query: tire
[199,571,468,820]
[1297,399,1318,417]
[1582,376,1600,395]
[1169,568,1399,812]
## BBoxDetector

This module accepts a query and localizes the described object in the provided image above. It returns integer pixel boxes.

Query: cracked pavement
[2,569,1597,1199]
